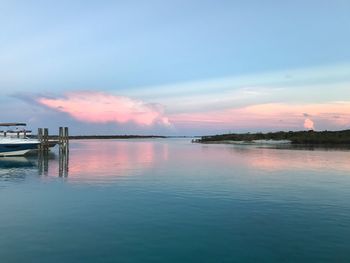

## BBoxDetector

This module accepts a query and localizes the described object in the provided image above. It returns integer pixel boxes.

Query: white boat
[0,130,32,137]
[0,137,40,156]
[0,123,40,156]
[0,122,31,138]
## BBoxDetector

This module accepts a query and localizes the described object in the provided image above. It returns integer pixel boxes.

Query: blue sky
[1,0,350,135]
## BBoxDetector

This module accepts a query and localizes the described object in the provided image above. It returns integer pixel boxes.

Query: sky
[1,0,350,135]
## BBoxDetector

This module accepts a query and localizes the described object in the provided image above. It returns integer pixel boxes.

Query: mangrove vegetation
[196,130,350,145]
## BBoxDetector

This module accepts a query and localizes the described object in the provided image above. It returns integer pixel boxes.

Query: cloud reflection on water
[199,144,350,173]
[47,140,169,182]
[2,140,350,184]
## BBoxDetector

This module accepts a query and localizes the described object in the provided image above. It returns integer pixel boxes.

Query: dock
[37,127,69,177]
[37,127,69,149]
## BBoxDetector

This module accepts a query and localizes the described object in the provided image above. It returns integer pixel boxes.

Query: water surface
[1,139,350,262]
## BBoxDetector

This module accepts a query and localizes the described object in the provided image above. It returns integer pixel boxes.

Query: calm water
[1,139,350,263]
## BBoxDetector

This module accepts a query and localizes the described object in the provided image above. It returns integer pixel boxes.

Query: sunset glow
[35,91,350,133]
[38,92,170,127]
[169,101,350,131]
[0,1,349,135]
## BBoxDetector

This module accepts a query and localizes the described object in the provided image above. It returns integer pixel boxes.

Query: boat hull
[0,143,39,156]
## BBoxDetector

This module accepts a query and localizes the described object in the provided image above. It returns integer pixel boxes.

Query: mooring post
[37,127,49,175]
[64,127,69,151]
[38,128,43,140]
[59,127,63,145]
[38,128,43,150]
[58,126,69,177]
[44,128,49,150]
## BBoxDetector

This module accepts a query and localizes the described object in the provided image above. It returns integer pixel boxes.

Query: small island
[195,130,350,145]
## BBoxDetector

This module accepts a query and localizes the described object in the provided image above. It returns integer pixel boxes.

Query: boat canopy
[0,123,27,127]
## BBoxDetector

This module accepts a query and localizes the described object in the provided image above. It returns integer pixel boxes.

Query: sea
[1,139,350,263]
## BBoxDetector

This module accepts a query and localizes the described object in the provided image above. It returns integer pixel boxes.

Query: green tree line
[198,130,350,144]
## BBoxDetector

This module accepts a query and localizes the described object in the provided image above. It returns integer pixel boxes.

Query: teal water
[1,139,350,262]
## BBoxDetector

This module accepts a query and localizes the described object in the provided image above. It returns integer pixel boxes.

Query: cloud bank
[32,90,350,134]
[169,102,350,131]
[37,91,170,126]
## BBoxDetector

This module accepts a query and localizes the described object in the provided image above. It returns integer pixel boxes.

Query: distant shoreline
[194,130,350,145]
[68,135,166,140]
[37,135,194,140]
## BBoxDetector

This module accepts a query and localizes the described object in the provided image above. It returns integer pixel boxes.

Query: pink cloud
[304,118,315,130]
[37,91,170,126]
[169,102,350,131]
[36,91,350,132]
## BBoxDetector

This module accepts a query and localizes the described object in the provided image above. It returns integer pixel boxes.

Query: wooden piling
[58,127,69,177]
[38,128,43,150]
[38,128,50,151]
[59,127,63,145]
[43,128,49,152]
[64,127,69,151]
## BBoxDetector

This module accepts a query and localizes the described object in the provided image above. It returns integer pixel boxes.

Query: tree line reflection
[1,140,350,183]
